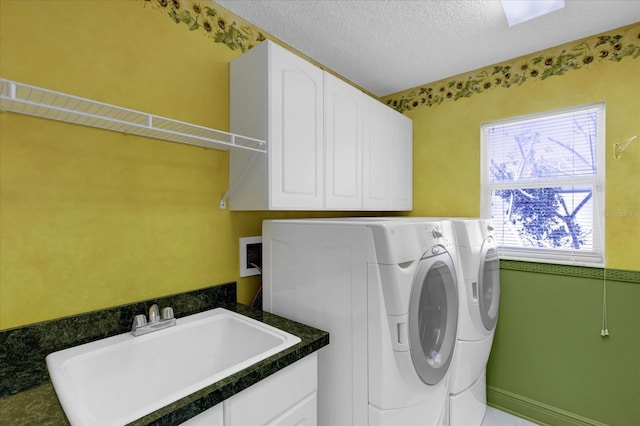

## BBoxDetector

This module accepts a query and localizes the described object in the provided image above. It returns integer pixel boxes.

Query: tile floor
[481,407,539,426]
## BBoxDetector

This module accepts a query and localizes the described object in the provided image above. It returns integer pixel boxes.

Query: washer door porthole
[408,247,459,386]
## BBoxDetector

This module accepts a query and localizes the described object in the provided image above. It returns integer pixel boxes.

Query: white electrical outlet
[240,236,262,277]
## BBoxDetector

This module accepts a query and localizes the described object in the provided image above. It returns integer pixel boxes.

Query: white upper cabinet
[392,111,413,210]
[324,73,364,210]
[229,40,323,210]
[362,96,394,210]
[229,40,412,211]
[362,96,413,211]
[268,43,324,209]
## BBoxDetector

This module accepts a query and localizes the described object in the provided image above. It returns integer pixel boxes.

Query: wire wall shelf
[0,78,266,153]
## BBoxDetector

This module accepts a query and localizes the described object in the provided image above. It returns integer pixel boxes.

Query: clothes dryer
[449,219,500,426]
[263,218,460,426]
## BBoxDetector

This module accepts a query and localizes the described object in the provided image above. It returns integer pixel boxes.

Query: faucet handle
[132,314,147,331]
[148,304,160,323]
[162,307,174,320]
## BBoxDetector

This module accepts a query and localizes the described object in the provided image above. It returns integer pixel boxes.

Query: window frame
[480,103,605,267]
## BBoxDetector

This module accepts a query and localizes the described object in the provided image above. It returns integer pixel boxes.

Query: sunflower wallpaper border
[384,23,640,113]
[140,0,265,52]
[140,0,640,113]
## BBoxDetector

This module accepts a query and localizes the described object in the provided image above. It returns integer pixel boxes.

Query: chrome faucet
[131,304,176,336]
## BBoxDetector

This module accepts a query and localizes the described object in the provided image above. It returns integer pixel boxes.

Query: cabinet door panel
[225,355,317,426]
[393,113,413,210]
[270,44,324,209]
[363,99,393,209]
[267,392,317,426]
[325,75,362,209]
[281,70,318,195]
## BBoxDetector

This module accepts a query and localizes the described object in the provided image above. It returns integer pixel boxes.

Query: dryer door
[408,245,459,386]
[478,236,500,331]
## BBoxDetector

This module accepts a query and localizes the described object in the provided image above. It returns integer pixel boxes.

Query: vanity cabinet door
[224,354,318,426]
[267,392,317,426]
[324,73,363,210]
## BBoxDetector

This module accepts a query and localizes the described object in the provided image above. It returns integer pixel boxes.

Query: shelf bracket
[220,151,262,209]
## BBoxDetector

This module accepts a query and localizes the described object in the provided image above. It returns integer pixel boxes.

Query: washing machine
[448,219,500,425]
[262,218,460,426]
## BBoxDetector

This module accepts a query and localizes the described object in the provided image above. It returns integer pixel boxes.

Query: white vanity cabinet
[181,354,318,426]
[225,353,317,426]
[229,40,412,211]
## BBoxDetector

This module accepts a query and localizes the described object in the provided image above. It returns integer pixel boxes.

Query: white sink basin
[46,308,301,426]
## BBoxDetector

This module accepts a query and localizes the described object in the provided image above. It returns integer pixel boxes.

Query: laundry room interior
[0,1,638,426]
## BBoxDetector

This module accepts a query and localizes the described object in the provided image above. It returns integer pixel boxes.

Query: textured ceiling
[216,0,640,97]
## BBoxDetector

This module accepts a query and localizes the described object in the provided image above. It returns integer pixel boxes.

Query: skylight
[501,0,565,26]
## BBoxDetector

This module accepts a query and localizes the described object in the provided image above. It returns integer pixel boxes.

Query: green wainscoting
[487,263,640,426]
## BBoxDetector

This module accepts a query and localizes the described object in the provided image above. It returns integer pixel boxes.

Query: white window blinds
[481,103,605,266]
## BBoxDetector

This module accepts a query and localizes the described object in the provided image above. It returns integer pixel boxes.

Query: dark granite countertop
[0,284,329,426]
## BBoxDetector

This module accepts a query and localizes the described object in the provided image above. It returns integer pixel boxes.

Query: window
[481,103,605,266]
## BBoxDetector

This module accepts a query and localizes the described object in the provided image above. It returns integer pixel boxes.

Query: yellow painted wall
[395,25,640,271]
[0,0,259,329]
[1,1,638,332]
[0,0,359,330]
